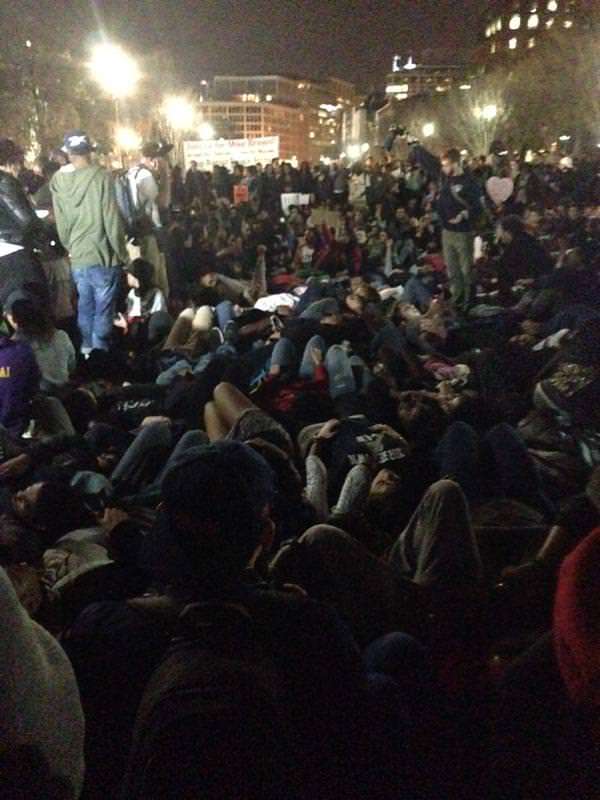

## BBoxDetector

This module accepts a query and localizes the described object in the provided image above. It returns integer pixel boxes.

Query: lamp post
[87,41,141,164]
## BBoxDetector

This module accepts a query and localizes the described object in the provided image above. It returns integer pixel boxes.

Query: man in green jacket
[50,131,128,354]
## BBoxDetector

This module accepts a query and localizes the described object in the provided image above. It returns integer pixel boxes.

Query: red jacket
[256,364,328,415]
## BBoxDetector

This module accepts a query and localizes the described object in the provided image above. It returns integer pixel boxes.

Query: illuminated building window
[491,41,497,54]
[486,25,492,37]
[546,17,554,26]
[528,37,536,47]
[509,14,521,29]
[386,83,408,94]
[496,17,502,30]
[547,0,558,10]
[563,19,573,28]
[528,13,539,27]
[508,37,517,49]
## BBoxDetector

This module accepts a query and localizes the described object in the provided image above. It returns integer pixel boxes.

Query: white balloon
[486,176,514,206]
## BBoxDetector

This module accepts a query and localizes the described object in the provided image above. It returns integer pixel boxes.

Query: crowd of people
[0,125,599,799]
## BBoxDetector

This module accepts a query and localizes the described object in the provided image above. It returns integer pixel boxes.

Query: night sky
[10,0,481,92]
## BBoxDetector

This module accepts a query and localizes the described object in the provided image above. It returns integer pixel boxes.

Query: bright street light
[347,144,362,160]
[162,96,196,131]
[115,126,141,152]
[559,134,571,141]
[474,104,497,121]
[198,122,216,141]
[88,42,140,99]
[422,122,435,138]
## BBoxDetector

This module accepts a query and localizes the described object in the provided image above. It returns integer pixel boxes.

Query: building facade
[481,0,596,62]
[385,55,475,101]
[206,74,357,162]
[197,100,310,162]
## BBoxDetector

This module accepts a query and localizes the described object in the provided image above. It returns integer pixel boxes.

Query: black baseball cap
[142,141,173,159]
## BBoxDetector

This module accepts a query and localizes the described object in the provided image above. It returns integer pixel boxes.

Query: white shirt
[127,287,168,320]
[254,293,300,313]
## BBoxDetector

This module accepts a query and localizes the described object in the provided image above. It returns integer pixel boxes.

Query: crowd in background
[0,127,599,799]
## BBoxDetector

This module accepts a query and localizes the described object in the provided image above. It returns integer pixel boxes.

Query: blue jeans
[326,345,356,400]
[111,421,173,487]
[299,335,326,380]
[215,300,235,331]
[403,275,434,311]
[370,320,407,357]
[73,265,120,352]
[435,421,555,518]
[270,337,298,373]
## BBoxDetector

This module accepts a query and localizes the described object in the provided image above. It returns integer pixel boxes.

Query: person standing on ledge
[409,138,482,313]
[51,130,128,355]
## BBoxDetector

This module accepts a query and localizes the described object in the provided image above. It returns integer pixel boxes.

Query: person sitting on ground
[495,214,554,303]
[6,294,75,394]
[0,320,39,438]
[115,258,171,349]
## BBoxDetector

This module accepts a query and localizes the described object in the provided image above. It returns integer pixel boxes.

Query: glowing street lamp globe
[162,96,196,132]
[115,126,141,152]
[474,105,498,121]
[198,122,216,141]
[88,42,140,99]
[422,122,435,138]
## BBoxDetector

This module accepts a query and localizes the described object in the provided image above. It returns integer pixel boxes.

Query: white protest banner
[183,137,279,171]
[280,193,312,215]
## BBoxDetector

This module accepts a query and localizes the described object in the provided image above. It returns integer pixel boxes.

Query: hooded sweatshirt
[50,164,128,269]
[0,335,39,437]
[554,526,600,707]
[0,566,85,797]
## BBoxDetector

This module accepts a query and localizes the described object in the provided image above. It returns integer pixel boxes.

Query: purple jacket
[0,335,39,437]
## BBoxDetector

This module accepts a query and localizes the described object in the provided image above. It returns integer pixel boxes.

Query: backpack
[121,599,299,800]
[121,592,370,800]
